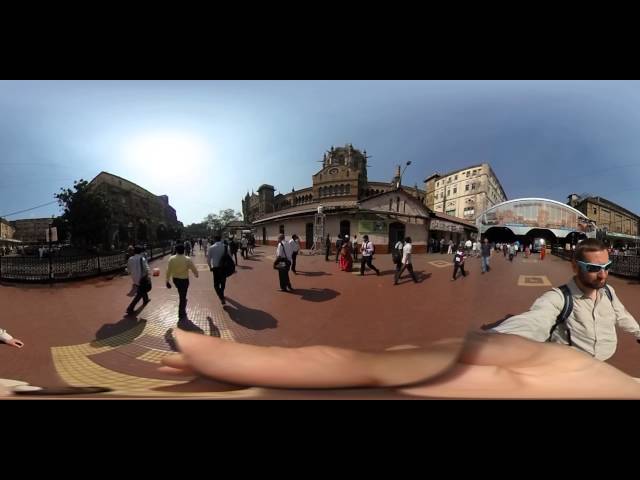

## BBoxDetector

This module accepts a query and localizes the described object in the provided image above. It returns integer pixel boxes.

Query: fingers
[158,365,196,376]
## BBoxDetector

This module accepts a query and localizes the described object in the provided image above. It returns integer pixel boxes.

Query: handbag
[140,257,152,293]
[273,242,291,270]
[222,245,236,277]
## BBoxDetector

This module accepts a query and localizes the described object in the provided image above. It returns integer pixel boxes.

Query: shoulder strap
[547,285,573,345]
[604,284,613,302]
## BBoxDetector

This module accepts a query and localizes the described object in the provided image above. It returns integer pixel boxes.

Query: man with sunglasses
[489,239,640,361]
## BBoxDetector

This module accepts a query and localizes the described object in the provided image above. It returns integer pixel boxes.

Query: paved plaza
[1,247,639,398]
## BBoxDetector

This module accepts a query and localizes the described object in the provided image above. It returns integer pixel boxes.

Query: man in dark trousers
[126,245,151,314]
[207,235,232,305]
[325,234,331,261]
[360,235,380,276]
[452,244,467,281]
[275,234,294,292]
[335,234,343,263]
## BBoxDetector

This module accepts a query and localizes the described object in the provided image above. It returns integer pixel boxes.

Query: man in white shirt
[394,237,419,285]
[240,236,249,259]
[275,234,294,292]
[207,235,233,305]
[0,328,24,348]
[126,245,151,314]
[359,235,380,276]
[490,239,640,361]
[288,234,301,274]
[352,235,358,261]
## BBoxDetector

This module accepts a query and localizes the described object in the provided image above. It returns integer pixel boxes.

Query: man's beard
[579,273,606,289]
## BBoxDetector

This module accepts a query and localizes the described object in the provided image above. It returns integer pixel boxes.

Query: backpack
[547,284,613,345]
[221,245,236,277]
[392,242,403,263]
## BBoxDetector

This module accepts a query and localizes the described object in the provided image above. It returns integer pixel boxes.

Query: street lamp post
[398,161,412,188]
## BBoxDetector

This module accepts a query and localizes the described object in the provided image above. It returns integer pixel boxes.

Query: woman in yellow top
[166,244,199,319]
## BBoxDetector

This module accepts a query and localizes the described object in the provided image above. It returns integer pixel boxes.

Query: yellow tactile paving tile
[137,350,172,364]
[50,304,246,397]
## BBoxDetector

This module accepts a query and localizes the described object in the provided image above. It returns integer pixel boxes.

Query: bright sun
[125,132,209,180]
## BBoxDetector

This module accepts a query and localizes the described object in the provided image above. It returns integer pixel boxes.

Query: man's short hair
[175,245,185,254]
[278,234,285,241]
[574,238,607,262]
[134,245,143,254]
[214,235,221,242]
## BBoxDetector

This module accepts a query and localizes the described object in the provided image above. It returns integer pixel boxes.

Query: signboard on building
[358,220,387,234]
[430,219,465,233]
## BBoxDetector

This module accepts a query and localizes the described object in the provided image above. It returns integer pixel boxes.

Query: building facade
[252,187,434,254]
[88,172,182,247]
[0,217,15,240]
[568,194,640,247]
[242,145,426,224]
[241,144,477,254]
[11,218,53,243]
[424,163,507,222]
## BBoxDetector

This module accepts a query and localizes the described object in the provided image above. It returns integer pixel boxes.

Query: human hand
[7,338,24,348]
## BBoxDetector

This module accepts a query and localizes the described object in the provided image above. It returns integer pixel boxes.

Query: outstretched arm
[160,330,461,389]
[160,330,640,398]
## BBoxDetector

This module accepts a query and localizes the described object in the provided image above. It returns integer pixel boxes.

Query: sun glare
[125,132,209,179]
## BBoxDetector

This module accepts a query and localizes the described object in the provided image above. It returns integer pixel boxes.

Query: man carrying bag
[274,234,293,292]
[126,245,151,314]
[207,235,235,305]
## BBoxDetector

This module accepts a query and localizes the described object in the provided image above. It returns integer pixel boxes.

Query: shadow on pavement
[291,288,340,303]
[223,298,278,330]
[94,316,147,346]
[295,271,332,277]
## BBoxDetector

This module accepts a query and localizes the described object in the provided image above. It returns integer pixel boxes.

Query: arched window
[339,185,345,195]
[396,196,400,212]
[389,199,393,211]
[346,184,351,195]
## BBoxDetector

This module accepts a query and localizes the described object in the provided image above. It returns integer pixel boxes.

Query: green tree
[205,209,242,234]
[55,179,112,248]
[183,221,209,238]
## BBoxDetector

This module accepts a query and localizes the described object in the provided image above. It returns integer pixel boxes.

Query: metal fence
[0,245,173,282]
[552,247,640,278]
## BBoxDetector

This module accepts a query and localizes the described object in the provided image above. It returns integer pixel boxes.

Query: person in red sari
[339,235,353,272]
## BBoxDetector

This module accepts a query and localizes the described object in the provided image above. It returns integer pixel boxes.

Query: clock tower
[312,144,367,201]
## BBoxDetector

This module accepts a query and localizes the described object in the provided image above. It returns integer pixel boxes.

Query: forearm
[172,331,464,389]
[179,336,380,388]
[0,329,13,343]
[616,314,640,338]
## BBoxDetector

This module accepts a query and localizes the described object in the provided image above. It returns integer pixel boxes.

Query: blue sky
[1,80,639,225]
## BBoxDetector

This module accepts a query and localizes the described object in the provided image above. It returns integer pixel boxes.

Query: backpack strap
[603,284,613,302]
[547,284,573,345]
